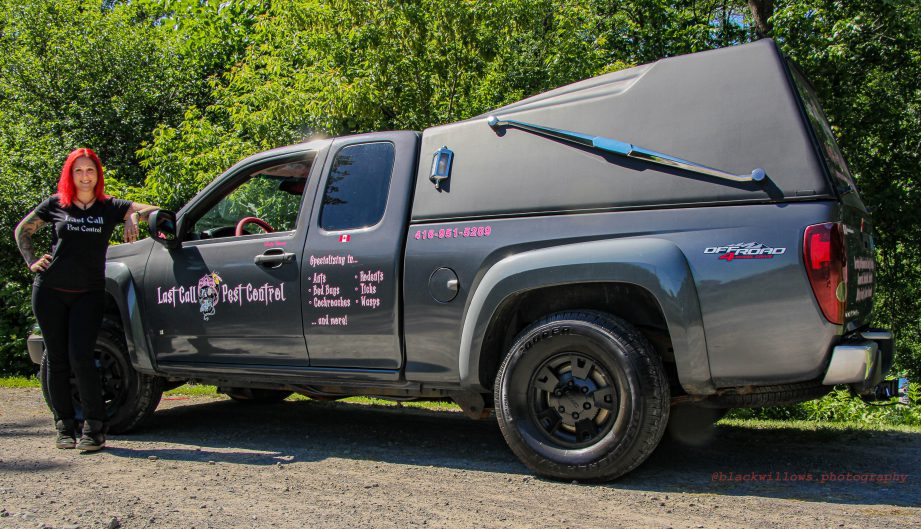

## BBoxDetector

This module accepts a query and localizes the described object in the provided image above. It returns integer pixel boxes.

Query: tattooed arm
[15,210,50,272]
[123,202,160,243]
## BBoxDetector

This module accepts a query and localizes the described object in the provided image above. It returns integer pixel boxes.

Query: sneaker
[77,419,106,452]
[55,431,76,449]
[54,419,76,449]
[76,432,106,452]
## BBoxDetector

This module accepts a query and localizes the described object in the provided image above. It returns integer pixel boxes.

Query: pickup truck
[27,39,903,481]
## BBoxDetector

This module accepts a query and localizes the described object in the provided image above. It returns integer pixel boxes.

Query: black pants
[32,286,106,424]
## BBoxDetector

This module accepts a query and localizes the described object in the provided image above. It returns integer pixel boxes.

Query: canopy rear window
[788,63,857,195]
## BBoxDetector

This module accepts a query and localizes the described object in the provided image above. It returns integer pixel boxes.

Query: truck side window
[194,159,312,239]
[319,142,395,231]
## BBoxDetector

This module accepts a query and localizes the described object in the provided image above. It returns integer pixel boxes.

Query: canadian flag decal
[339,234,351,243]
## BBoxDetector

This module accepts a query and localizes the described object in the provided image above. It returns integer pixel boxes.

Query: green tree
[591,0,753,63]
[0,0,262,373]
[137,0,613,208]
[770,0,921,378]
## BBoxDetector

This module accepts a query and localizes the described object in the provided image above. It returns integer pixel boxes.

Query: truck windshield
[788,62,857,195]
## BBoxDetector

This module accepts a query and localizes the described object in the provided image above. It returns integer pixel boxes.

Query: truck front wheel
[495,311,670,481]
[39,321,163,434]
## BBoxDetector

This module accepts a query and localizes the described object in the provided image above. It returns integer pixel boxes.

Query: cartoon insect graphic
[197,272,222,321]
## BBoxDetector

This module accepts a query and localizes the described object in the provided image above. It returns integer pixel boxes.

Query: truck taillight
[803,222,847,324]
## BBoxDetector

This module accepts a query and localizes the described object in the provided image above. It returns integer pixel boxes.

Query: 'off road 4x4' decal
[705,242,787,262]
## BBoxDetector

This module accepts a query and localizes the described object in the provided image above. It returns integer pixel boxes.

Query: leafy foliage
[0,0,260,371]
[136,0,612,207]
[728,382,921,427]
[771,0,921,378]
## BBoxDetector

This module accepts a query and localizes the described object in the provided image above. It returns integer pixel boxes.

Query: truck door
[144,146,326,366]
[301,132,419,369]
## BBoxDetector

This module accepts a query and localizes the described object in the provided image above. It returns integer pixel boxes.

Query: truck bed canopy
[411,39,831,222]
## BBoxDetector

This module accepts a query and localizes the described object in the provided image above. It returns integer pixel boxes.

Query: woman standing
[14,148,159,451]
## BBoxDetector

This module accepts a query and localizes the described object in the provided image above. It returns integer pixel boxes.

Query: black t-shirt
[33,195,132,291]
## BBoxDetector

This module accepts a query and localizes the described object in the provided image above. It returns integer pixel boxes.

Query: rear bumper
[822,329,893,391]
[27,334,44,365]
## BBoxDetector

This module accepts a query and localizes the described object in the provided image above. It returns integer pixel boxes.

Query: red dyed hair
[57,148,108,207]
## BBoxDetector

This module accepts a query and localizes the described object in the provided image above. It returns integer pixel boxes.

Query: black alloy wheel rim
[68,345,129,421]
[528,352,619,448]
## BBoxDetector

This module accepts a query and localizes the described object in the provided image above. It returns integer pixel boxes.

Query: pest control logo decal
[705,242,787,262]
[156,271,288,320]
[198,272,222,321]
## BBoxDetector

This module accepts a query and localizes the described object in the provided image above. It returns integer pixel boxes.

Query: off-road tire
[224,388,293,403]
[39,320,163,434]
[495,311,670,481]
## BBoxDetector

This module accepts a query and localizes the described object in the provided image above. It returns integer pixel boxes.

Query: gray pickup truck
[28,39,903,480]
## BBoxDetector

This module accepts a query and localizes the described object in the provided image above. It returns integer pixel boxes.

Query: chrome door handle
[254,249,295,267]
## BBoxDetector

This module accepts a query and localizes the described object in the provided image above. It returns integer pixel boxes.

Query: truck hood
[106,237,154,260]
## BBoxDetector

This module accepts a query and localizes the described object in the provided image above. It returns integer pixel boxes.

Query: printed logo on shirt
[64,215,104,234]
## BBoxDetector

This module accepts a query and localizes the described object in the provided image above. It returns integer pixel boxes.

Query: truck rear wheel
[495,311,670,481]
[39,321,163,434]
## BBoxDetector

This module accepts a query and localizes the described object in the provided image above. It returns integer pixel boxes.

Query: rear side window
[788,64,857,194]
[319,142,395,231]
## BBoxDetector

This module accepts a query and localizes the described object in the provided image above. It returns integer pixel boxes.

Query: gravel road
[0,387,918,529]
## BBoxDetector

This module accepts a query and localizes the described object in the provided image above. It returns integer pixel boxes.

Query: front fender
[458,238,715,394]
[104,262,157,374]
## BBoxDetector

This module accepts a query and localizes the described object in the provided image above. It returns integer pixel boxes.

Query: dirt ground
[0,387,918,529]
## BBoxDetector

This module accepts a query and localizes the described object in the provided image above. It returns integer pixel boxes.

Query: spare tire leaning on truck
[25,39,905,481]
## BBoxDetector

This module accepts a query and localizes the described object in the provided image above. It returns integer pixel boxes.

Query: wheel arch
[458,238,714,395]
[104,262,157,374]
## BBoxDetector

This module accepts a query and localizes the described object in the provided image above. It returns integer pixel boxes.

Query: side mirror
[148,210,179,249]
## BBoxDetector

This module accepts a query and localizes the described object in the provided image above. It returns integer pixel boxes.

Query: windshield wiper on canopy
[486,115,766,184]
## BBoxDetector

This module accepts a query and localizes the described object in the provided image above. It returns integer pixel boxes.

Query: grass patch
[163,384,219,397]
[342,396,459,411]
[162,384,460,410]
[719,417,921,435]
[0,377,459,410]
[288,392,460,411]
[0,376,40,388]
[725,383,921,427]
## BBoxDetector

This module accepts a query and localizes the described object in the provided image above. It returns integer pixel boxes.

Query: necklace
[74,197,96,210]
